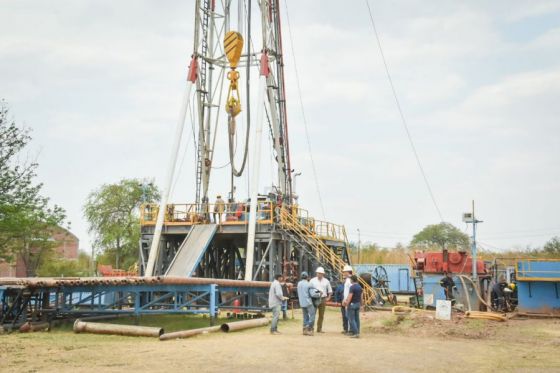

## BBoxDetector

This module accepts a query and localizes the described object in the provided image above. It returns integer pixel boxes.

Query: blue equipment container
[354,264,415,294]
[516,259,560,315]
[420,273,482,309]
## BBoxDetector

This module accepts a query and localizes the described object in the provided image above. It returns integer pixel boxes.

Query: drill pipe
[159,325,221,341]
[19,322,50,333]
[0,276,271,288]
[73,319,163,337]
[220,318,269,332]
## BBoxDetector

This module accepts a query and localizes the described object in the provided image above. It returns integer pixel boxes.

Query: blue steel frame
[54,284,219,317]
[0,283,270,325]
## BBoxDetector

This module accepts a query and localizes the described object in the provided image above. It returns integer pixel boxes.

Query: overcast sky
[2,0,560,254]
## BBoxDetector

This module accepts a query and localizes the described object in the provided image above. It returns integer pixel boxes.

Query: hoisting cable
[283,0,326,219]
[363,0,444,222]
[225,30,250,177]
[245,0,252,169]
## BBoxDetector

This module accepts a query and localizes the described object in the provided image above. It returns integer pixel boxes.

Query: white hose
[458,276,472,311]
[457,275,493,310]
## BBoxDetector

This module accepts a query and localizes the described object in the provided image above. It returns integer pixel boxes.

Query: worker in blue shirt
[343,275,362,338]
[297,271,315,336]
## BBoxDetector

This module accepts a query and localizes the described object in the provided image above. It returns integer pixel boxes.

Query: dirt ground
[1,308,560,373]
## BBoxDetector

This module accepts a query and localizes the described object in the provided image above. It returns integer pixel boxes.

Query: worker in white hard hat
[309,266,332,333]
[340,264,353,334]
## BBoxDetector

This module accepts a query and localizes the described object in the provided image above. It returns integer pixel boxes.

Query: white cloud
[2,0,560,252]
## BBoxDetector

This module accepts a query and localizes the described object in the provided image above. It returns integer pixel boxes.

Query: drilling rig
[138,0,378,304]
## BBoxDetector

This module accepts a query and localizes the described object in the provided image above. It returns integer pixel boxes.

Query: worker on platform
[310,267,332,333]
[342,275,363,338]
[214,195,225,224]
[439,271,457,304]
[297,271,315,336]
[268,273,288,335]
[338,264,353,334]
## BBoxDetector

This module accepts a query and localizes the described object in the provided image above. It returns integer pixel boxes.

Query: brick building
[0,227,79,277]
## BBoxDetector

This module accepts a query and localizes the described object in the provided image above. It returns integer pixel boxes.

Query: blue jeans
[302,305,316,328]
[341,306,349,332]
[347,303,360,335]
[271,305,281,331]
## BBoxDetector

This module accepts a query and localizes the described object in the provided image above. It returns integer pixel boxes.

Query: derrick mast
[141,1,363,301]
[192,0,293,208]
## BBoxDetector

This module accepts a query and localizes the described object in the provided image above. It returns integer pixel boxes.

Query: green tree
[543,236,560,256]
[0,102,67,274]
[410,222,469,250]
[83,179,160,269]
[37,251,91,277]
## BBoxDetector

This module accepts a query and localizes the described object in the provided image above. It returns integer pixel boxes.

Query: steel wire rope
[364,0,444,222]
[283,0,326,219]
[264,101,277,186]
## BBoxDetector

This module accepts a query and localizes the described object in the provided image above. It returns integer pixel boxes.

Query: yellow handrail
[140,202,347,243]
[278,208,378,305]
[140,202,274,226]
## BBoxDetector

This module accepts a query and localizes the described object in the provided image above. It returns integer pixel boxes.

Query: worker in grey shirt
[297,271,315,336]
[268,273,286,334]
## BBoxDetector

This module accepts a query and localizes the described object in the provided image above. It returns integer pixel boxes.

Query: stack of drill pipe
[162,276,271,288]
[73,319,163,337]
[1,276,270,288]
[220,318,270,332]
[160,325,221,341]
[465,311,507,322]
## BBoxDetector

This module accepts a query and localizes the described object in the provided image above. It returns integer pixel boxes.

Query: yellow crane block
[224,31,244,68]
[224,31,244,118]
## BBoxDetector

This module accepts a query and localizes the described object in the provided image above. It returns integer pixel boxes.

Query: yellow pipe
[465,311,506,322]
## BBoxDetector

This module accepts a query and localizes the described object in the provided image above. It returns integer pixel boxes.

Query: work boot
[302,327,308,336]
[307,327,314,336]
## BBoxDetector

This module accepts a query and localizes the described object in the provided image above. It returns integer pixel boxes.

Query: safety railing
[278,208,378,305]
[516,259,560,282]
[140,202,274,226]
[315,220,346,242]
[140,202,349,243]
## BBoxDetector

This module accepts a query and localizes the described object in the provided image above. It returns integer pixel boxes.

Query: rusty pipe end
[73,319,85,333]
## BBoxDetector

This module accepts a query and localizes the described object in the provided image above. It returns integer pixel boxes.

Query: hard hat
[342,265,353,272]
[315,267,325,274]
[509,283,516,290]
[300,271,308,279]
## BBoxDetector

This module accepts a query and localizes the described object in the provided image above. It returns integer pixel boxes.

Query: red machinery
[413,250,487,275]
[98,265,137,277]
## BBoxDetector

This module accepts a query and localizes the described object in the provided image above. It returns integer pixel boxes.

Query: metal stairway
[278,208,379,305]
